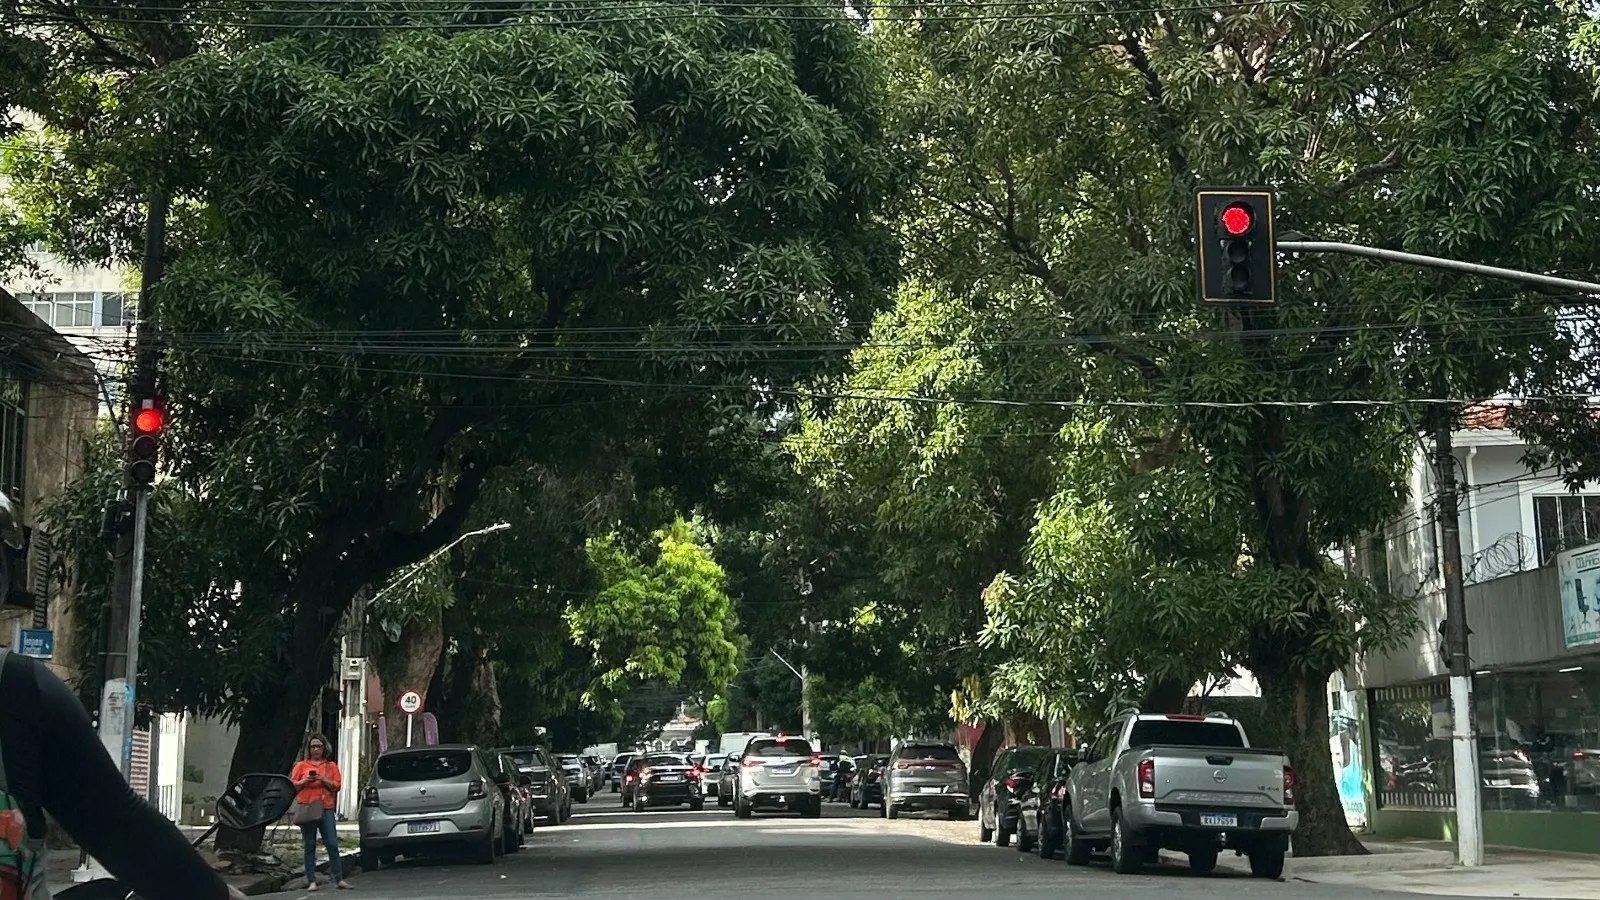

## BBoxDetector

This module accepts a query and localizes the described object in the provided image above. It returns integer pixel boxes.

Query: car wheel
[1249,847,1286,879]
[979,815,994,843]
[633,796,647,813]
[804,798,822,819]
[476,831,498,865]
[947,804,968,821]
[718,792,731,808]
[1018,822,1037,853]
[379,853,396,868]
[886,803,900,820]
[690,799,705,811]
[1189,847,1219,874]
[735,796,753,819]
[1109,806,1142,875]
[1063,802,1092,865]
[1037,814,1055,859]
[501,823,517,854]
[623,794,632,809]
[849,793,861,809]
[358,848,379,872]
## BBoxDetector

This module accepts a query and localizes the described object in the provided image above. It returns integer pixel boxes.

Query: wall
[181,715,240,825]
[1371,808,1600,856]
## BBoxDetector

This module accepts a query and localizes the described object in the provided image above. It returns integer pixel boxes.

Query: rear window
[642,754,688,767]
[378,750,473,782]
[504,750,545,770]
[746,738,813,757]
[898,744,960,762]
[1127,719,1246,749]
[1008,747,1050,767]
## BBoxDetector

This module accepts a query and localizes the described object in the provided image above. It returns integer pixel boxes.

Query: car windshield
[746,738,813,757]
[899,745,960,762]
[1126,719,1247,749]
[559,755,581,766]
[1009,747,1050,767]
[378,749,473,782]
[503,750,545,769]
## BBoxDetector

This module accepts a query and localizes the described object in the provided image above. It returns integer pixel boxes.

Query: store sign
[1557,541,1600,648]
[18,628,51,659]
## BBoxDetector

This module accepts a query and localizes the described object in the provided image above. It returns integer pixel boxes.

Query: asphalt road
[262,800,1471,900]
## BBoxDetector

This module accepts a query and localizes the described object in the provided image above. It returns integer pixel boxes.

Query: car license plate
[1199,813,1237,828]
[408,820,441,835]
[920,786,944,794]
[770,767,795,776]
[661,775,683,782]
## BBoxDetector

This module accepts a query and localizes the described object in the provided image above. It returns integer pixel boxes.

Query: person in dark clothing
[0,648,244,900]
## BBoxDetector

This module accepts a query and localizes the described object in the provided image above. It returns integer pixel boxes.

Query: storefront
[1360,553,1600,853]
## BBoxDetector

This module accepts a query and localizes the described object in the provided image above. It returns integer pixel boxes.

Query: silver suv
[884,740,970,820]
[731,735,822,818]
[358,745,507,869]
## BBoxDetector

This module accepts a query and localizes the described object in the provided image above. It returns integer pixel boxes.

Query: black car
[631,752,705,811]
[978,745,1050,847]
[850,754,889,809]
[610,752,637,792]
[1015,748,1080,857]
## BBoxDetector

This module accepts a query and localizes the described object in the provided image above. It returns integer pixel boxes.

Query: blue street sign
[19,628,52,660]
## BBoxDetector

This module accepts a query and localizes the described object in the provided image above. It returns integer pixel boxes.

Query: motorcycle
[57,772,298,900]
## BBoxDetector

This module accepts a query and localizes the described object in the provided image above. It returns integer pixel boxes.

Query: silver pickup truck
[1063,711,1295,878]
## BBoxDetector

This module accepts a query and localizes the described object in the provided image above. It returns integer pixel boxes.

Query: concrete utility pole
[79,190,166,883]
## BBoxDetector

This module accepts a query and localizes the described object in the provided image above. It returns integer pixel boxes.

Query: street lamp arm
[368,521,511,607]
[1277,240,1600,295]
[767,649,804,682]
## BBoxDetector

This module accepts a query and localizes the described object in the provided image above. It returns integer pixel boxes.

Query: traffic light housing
[128,398,164,486]
[1195,187,1277,304]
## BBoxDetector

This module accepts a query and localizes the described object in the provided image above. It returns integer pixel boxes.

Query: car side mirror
[1074,747,1092,764]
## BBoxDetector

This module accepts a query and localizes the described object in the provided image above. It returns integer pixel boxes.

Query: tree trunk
[1252,662,1368,857]
[966,719,1003,799]
[383,613,445,752]
[1140,676,1190,713]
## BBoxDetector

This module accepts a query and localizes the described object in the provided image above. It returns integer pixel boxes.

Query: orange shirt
[291,759,342,809]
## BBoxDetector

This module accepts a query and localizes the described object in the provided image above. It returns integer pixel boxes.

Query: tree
[818,0,1600,856]
[13,1,894,850]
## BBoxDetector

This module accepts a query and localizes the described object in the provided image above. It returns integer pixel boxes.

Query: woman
[290,734,350,890]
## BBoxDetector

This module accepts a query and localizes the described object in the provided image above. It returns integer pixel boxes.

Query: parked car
[1016,747,1080,857]
[358,744,508,870]
[850,754,889,810]
[558,754,591,802]
[702,754,728,798]
[500,745,573,825]
[978,745,1050,846]
[730,734,823,818]
[631,752,706,811]
[584,755,607,793]
[882,741,969,820]
[1063,711,1296,877]
[492,753,531,851]
[610,752,637,792]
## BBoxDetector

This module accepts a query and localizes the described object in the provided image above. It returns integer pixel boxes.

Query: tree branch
[1330,147,1403,196]
[373,455,493,575]
[1336,0,1434,66]
[1118,34,1190,180]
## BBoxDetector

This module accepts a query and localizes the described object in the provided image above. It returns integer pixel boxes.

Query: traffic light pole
[1271,237,1600,870]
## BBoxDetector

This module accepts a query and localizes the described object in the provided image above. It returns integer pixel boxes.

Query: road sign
[398,691,423,714]
[18,628,52,660]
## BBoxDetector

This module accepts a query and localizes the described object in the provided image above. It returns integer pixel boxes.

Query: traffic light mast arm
[1277,240,1600,296]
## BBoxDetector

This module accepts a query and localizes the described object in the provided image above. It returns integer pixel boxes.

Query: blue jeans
[300,807,343,883]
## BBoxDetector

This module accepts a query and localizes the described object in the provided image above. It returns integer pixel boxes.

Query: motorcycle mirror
[216,773,298,831]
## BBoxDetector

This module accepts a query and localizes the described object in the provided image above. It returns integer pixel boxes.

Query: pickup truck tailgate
[1144,746,1287,809]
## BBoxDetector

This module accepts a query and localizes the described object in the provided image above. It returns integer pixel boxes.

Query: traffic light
[1195,187,1277,304]
[128,398,165,486]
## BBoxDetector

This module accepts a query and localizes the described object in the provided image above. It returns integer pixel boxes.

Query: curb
[240,850,363,896]
[1160,847,1457,878]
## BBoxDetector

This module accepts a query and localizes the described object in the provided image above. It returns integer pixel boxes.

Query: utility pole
[1434,419,1484,866]
[78,190,166,884]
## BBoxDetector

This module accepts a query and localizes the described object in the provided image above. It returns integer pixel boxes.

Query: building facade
[1351,408,1600,853]
[0,287,98,685]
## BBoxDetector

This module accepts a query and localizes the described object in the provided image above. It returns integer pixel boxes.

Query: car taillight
[639,767,654,780]
[743,758,762,768]
[1005,775,1020,791]
[690,766,704,780]
[894,761,909,769]
[468,778,487,800]
[810,754,822,768]
[1577,751,1589,760]
[1136,759,1155,799]
[1283,766,1296,806]
[867,771,880,782]
[362,787,379,808]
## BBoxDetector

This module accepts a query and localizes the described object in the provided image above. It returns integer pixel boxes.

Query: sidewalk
[1285,842,1600,899]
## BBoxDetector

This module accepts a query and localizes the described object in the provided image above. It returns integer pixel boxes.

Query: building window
[1478,667,1600,812]
[16,291,129,331]
[1535,495,1600,566]
[1370,680,1454,810]
[0,366,24,501]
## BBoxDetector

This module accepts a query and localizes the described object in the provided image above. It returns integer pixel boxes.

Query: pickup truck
[1062,711,1296,878]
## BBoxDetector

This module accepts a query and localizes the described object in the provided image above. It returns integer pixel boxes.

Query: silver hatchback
[358,745,507,870]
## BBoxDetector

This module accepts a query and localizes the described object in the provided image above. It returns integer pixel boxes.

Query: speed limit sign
[398,691,423,714]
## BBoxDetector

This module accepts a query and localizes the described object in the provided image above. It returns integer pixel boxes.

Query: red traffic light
[134,405,165,434]
[1220,203,1254,236]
